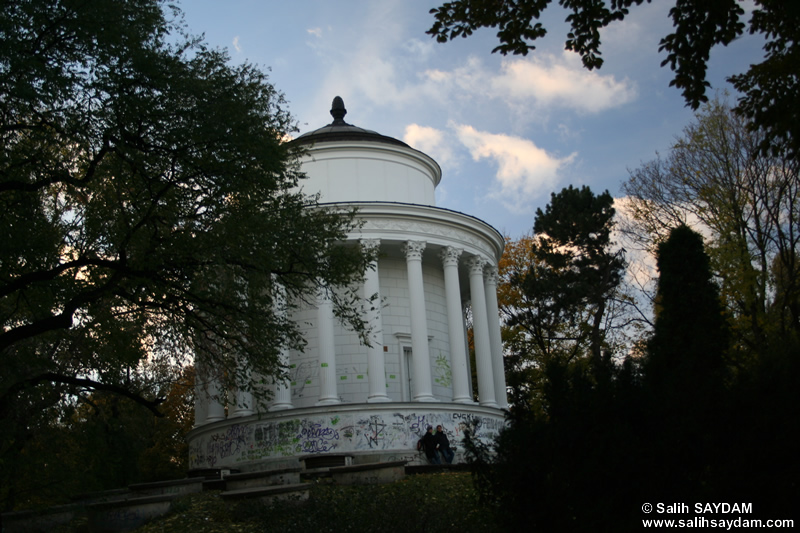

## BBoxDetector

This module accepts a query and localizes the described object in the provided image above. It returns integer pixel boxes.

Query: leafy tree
[495,234,545,408]
[1,0,373,508]
[0,0,372,413]
[622,97,799,358]
[427,0,800,157]
[467,224,796,531]
[1,364,193,510]
[505,186,626,370]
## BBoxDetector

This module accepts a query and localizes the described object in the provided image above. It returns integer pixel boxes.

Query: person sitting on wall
[434,425,454,464]
[421,425,440,464]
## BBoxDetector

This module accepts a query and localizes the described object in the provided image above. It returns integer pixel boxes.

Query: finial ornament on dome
[330,96,347,125]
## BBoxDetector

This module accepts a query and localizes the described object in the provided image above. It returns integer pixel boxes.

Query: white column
[270,346,293,410]
[196,337,226,422]
[271,280,293,411]
[403,240,436,402]
[440,246,473,403]
[232,359,254,417]
[484,265,508,409]
[362,239,390,403]
[462,304,474,399]
[468,255,498,408]
[193,363,208,427]
[316,287,340,405]
[204,374,226,422]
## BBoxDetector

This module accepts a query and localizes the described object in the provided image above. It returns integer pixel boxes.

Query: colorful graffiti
[189,409,504,470]
[433,353,452,388]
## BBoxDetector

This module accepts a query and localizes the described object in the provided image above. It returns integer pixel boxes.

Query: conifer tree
[646,225,730,399]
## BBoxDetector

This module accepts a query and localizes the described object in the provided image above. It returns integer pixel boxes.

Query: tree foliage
[1,362,194,511]
[622,97,800,358]
[466,224,798,531]
[496,186,632,412]
[504,187,626,361]
[0,0,372,414]
[646,225,730,392]
[428,0,800,157]
[1,0,373,508]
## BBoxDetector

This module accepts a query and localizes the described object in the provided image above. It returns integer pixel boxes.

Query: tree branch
[16,372,166,417]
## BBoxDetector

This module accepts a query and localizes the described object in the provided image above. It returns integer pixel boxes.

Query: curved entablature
[335,202,505,262]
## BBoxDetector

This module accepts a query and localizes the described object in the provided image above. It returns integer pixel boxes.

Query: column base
[269,403,293,411]
[413,395,439,402]
[316,398,341,406]
[367,395,392,403]
[452,397,477,404]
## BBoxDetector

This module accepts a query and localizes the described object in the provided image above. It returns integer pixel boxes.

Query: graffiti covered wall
[188,407,504,470]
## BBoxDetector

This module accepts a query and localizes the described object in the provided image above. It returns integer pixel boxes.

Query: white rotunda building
[187,97,507,472]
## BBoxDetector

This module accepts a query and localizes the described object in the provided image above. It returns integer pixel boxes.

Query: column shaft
[271,346,293,410]
[363,239,390,402]
[232,360,254,417]
[484,266,508,409]
[468,256,498,408]
[193,362,208,427]
[271,280,293,410]
[204,375,226,422]
[404,241,436,402]
[441,247,473,403]
[316,288,340,405]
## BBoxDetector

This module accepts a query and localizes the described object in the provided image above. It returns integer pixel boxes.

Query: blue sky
[178,0,765,240]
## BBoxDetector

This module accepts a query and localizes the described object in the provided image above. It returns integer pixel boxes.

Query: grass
[134,471,500,533]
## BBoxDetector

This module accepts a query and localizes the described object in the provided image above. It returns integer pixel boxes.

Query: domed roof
[292,96,410,148]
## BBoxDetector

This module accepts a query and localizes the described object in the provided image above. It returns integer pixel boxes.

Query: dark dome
[292,96,410,148]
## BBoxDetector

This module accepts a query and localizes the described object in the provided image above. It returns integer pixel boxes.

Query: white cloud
[422,56,487,100]
[425,53,637,115]
[232,36,241,53]
[403,124,455,166]
[491,53,638,113]
[454,124,576,213]
[311,2,423,111]
[402,38,434,60]
[307,27,322,38]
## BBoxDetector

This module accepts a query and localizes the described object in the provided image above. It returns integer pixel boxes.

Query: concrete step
[220,482,312,503]
[299,453,354,470]
[87,494,178,533]
[128,477,205,498]
[1,503,80,533]
[223,466,301,491]
[328,460,407,485]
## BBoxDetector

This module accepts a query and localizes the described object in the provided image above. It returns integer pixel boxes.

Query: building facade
[187,98,507,472]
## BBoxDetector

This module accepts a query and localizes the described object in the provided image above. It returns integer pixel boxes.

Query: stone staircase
[219,467,311,505]
[1,459,410,532]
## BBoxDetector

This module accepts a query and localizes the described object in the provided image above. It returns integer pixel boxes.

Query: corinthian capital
[439,246,463,267]
[360,238,381,255]
[402,240,426,261]
[484,265,499,285]
[467,255,487,275]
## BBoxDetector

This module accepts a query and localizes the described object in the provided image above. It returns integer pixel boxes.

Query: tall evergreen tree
[643,225,731,504]
[646,225,730,398]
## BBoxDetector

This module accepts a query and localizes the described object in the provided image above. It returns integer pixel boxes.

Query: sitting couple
[420,424,455,464]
